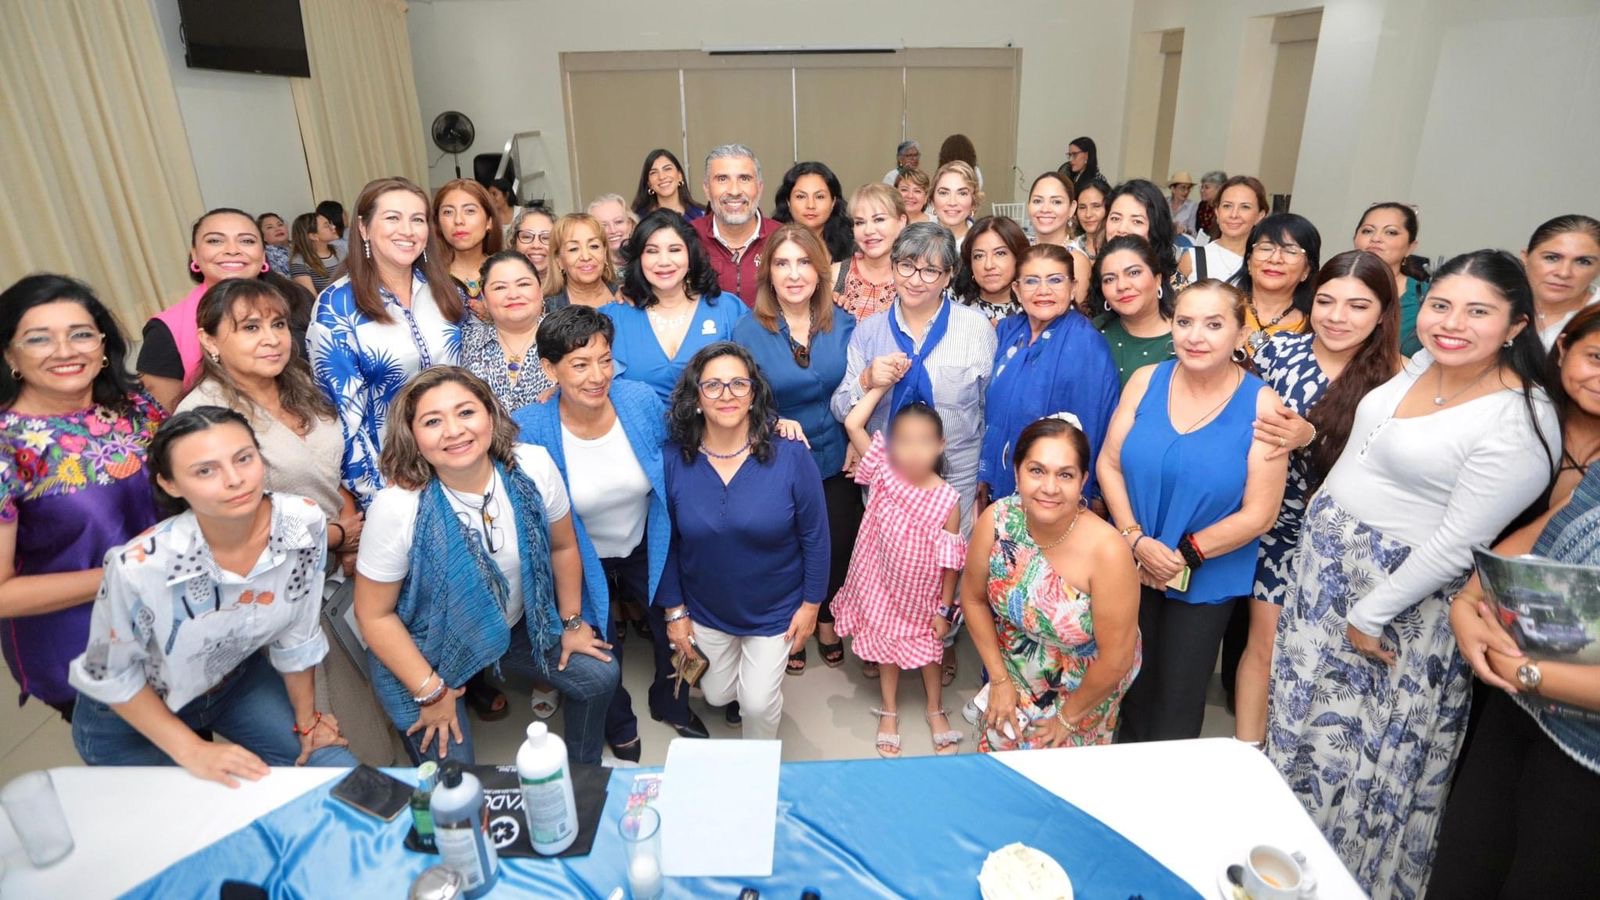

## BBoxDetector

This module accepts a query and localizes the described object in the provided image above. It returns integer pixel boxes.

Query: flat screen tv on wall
[177,0,311,78]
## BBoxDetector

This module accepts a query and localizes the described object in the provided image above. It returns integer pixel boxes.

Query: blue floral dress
[1252,333,1329,604]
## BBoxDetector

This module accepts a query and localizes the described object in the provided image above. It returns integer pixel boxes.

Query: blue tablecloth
[126,754,1199,899]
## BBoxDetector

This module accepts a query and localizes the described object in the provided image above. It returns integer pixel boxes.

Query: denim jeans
[72,651,358,768]
[404,623,619,766]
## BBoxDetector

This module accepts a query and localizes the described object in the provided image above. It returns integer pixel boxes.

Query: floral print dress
[977,496,1140,752]
[0,393,165,707]
[1252,333,1329,604]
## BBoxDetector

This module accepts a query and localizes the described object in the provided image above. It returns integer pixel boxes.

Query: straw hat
[1168,170,1196,187]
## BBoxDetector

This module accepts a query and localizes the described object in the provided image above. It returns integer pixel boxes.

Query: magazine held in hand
[1473,546,1600,723]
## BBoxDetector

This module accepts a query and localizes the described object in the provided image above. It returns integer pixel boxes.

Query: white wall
[149,0,314,219]
[1124,0,1600,259]
[405,0,1134,212]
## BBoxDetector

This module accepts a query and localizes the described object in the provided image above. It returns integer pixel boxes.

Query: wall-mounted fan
[431,111,475,178]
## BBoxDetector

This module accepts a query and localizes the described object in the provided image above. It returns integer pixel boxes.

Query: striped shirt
[831,294,997,534]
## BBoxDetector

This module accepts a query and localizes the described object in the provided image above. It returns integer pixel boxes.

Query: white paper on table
[657,739,781,877]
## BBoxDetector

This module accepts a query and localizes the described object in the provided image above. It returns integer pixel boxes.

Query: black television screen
[177,0,311,78]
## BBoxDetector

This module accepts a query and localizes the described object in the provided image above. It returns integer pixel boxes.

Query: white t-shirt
[1188,242,1245,284]
[562,418,651,559]
[357,444,570,626]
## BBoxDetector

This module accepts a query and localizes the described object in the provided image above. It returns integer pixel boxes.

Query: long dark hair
[1233,213,1323,314]
[195,279,335,434]
[0,273,142,413]
[1434,249,1560,479]
[342,177,462,325]
[1066,136,1100,188]
[631,149,705,219]
[938,134,978,168]
[1552,304,1600,426]
[1302,251,1403,481]
[620,210,722,307]
[1104,179,1178,282]
[772,161,854,262]
[953,216,1030,301]
[148,406,260,514]
[290,212,334,280]
[666,342,778,464]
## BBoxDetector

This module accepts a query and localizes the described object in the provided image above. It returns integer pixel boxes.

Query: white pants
[693,623,790,741]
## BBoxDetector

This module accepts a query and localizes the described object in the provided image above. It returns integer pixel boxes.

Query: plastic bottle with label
[430,762,499,899]
[517,721,579,855]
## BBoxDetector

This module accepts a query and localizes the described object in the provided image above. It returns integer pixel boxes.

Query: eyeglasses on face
[1252,242,1305,260]
[515,230,552,246]
[14,329,104,356]
[894,260,950,284]
[1019,274,1071,291]
[698,377,753,399]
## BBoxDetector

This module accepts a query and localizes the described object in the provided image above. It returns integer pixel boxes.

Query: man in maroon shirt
[691,144,779,307]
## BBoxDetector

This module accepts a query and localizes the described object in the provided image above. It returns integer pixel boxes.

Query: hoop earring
[260,262,270,274]
[8,369,19,382]
[190,261,201,274]
[1156,283,1165,300]
[1231,347,1248,363]
[1078,496,1090,511]
[363,240,371,259]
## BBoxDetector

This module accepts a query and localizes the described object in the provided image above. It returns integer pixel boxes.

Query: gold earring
[8,368,19,381]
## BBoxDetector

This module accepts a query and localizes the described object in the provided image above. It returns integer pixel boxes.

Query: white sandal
[530,687,560,720]
[871,708,901,758]
[926,708,962,756]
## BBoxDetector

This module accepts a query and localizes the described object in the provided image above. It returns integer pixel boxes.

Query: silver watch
[1516,661,1542,694]
[562,614,586,632]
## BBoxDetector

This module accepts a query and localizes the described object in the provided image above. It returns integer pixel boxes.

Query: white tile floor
[0,633,1238,781]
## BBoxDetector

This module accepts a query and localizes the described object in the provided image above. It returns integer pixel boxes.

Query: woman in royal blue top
[978,244,1121,509]
[1097,280,1288,742]
[733,224,859,673]
[657,343,830,740]
[601,210,747,402]
[515,306,710,757]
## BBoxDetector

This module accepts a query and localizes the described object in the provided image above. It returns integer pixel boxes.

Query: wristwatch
[1516,661,1543,694]
[562,614,586,632]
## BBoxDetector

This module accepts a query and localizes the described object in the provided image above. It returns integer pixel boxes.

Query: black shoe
[651,710,710,739]
[610,738,643,763]
[724,701,742,728]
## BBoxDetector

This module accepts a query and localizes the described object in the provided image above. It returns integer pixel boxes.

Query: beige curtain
[0,0,205,329]
[291,0,428,210]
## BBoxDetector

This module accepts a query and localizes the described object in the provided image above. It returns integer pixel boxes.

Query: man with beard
[691,143,780,307]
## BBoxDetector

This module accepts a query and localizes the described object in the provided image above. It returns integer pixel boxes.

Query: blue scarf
[887,296,953,417]
[370,457,558,726]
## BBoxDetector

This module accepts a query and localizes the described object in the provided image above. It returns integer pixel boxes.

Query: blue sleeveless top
[1122,360,1264,604]
[1523,463,1600,773]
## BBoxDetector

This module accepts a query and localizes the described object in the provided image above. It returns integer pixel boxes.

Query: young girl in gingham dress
[833,384,967,757]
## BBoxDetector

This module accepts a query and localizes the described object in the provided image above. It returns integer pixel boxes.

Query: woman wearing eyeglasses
[658,343,829,738]
[734,225,858,674]
[833,222,997,536]
[603,211,748,402]
[0,274,166,722]
[354,367,618,763]
[1233,214,1322,355]
[977,245,1121,513]
[509,206,557,286]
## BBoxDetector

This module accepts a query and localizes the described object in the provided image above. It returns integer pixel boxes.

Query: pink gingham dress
[832,431,967,668]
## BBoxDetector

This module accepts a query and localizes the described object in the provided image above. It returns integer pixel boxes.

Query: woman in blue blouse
[601,210,747,402]
[308,176,463,508]
[733,224,858,673]
[978,244,1121,510]
[657,343,829,740]
[516,306,710,757]
[1097,280,1288,742]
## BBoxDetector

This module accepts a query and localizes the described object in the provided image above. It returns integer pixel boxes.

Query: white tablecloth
[1,738,1364,898]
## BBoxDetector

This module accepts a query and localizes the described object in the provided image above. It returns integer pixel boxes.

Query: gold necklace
[1028,503,1082,551]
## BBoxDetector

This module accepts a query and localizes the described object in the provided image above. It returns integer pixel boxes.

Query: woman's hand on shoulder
[775,418,811,447]
[1252,395,1312,461]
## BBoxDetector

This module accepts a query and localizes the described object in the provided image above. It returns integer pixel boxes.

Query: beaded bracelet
[291,712,323,736]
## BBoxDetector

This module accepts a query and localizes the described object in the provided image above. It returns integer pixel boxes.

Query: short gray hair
[703,143,762,182]
[890,221,958,271]
[586,193,638,223]
[896,140,920,157]
[1200,170,1228,187]
[510,205,554,235]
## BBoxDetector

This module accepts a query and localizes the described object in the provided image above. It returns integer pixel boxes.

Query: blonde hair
[1174,278,1249,328]
[379,367,520,490]
[542,213,618,296]
[933,161,984,208]
[753,225,836,336]
[849,182,907,220]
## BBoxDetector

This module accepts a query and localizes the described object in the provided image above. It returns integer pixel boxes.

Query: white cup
[1243,844,1315,900]
[1,771,74,867]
